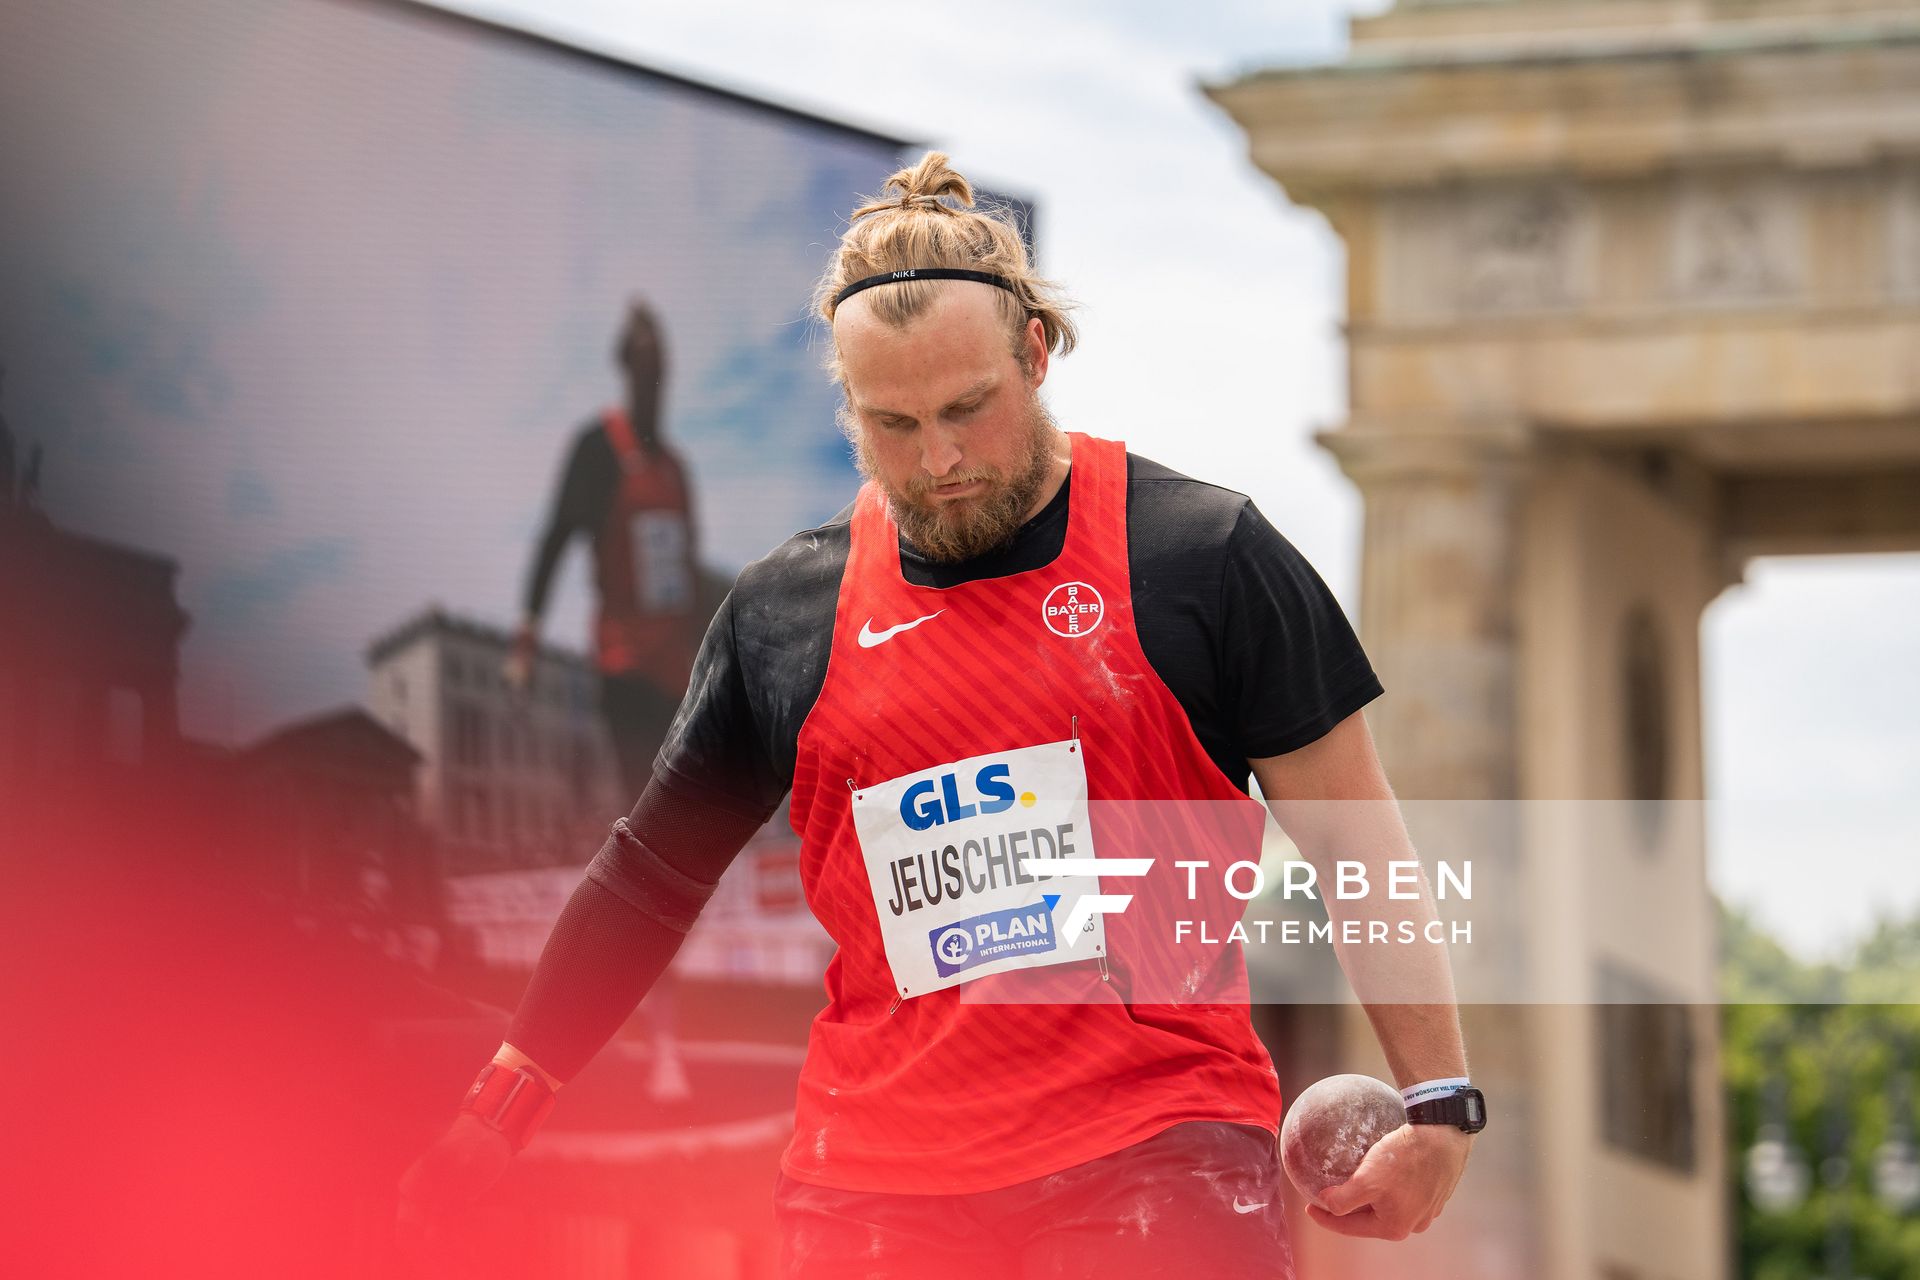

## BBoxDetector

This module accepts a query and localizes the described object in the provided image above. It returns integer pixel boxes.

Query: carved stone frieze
[1458,183,1586,313]
[1670,173,1802,304]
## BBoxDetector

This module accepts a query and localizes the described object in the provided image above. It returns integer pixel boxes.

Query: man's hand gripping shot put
[398,152,1477,1277]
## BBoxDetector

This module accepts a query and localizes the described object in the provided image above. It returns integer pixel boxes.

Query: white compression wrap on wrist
[1401,1077,1472,1106]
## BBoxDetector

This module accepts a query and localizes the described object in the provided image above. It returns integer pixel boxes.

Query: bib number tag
[630,510,692,612]
[851,739,1104,1000]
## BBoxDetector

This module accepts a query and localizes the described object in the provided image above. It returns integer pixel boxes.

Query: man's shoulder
[1126,450,1250,501]
[1124,451,1254,553]
[730,504,856,609]
[566,415,614,463]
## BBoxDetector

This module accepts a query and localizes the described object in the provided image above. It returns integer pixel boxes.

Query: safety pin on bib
[866,736,1099,1011]
[1069,719,1105,981]
[850,776,903,1013]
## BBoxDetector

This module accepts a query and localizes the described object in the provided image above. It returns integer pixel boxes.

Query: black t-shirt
[656,452,1382,824]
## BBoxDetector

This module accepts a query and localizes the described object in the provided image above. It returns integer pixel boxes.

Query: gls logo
[900,763,1016,831]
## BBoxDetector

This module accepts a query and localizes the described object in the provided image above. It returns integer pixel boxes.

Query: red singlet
[783,433,1282,1194]
[591,407,698,687]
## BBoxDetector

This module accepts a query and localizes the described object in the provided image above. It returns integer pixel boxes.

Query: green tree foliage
[1722,901,1920,1278]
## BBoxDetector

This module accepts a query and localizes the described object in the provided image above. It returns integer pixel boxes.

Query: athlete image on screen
[507,298,701,803]
[505,298,698,1103]
[403,154,1480,1277]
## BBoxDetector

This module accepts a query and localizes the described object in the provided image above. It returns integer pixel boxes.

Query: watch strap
[461,1061,557,1152]
[1406,1086,1487,1133]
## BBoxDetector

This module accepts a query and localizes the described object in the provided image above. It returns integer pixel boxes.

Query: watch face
[1407,1089,1486,1131]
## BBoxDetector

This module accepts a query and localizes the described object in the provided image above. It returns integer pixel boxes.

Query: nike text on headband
[832,268,1019,311]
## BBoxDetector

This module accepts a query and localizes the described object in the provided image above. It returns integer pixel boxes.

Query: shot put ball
[1280,1073,1407,1204]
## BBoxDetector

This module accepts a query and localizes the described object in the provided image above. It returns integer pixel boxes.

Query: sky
[444,0,1920,962]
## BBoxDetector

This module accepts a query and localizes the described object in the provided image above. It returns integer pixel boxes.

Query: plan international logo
[929,902,1058,977]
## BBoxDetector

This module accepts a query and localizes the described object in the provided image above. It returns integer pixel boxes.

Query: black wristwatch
[1406,1087,1487,1133]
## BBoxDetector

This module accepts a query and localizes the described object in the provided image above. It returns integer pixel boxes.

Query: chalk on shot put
[1280,1073,1407,1205]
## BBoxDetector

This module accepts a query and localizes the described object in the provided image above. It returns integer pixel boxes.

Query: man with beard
[401,154,1478,1277]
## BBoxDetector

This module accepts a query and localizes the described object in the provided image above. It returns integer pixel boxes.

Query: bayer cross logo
[1042,581,1104,637]
[934,928,973,968]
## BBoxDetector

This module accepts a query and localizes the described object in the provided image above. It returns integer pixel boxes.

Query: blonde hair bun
[815,150,1077,379]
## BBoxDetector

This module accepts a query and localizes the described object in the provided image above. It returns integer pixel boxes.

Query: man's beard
[849,395,1060,564]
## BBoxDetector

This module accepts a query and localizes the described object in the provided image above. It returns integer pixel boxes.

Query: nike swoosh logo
[857,610,945,648]
[1232,1198,1269,1215]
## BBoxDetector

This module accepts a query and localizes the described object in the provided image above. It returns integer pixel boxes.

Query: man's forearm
[494,1039,565,1091]
[1328,896,1469,1085]
[1283,801,1469,1085]
[1355,1001,1469,1089]
[522,524,571,621]
[503,875,688,1085]
[500,775,768,1084]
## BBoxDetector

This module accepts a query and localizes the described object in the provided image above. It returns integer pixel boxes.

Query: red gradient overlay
[5,772,804,1278]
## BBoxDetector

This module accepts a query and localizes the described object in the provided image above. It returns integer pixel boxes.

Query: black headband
[832,268,1017,310]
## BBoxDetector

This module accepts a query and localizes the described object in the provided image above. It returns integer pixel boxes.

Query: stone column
[1318,421,1530,801]
[1308,419,1543,1280]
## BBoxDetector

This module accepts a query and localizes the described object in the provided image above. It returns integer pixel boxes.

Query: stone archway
[1211,3,1920,1277]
